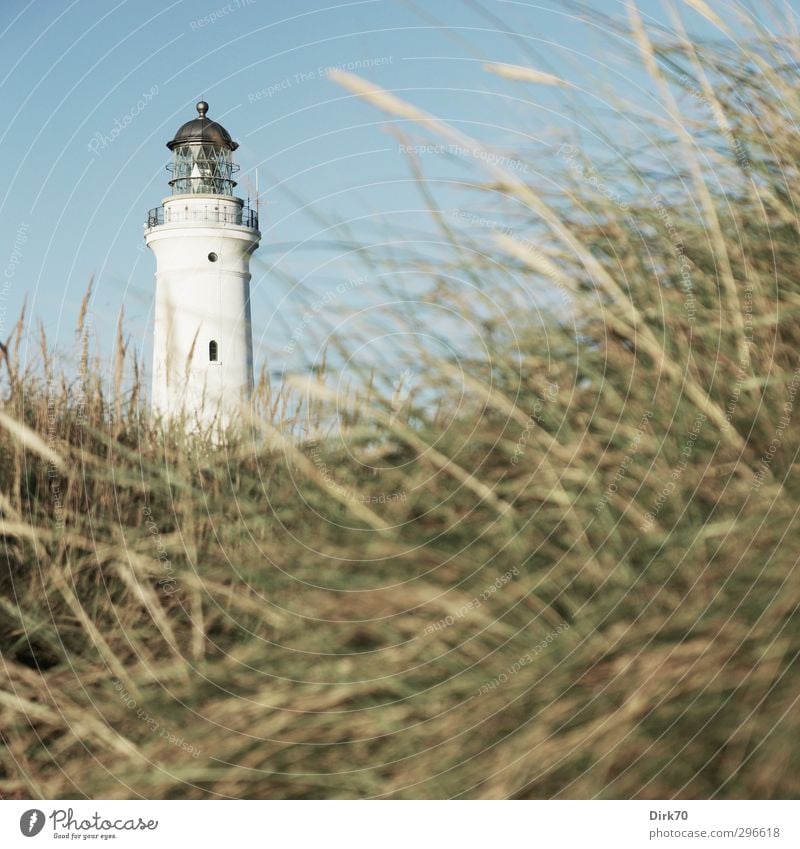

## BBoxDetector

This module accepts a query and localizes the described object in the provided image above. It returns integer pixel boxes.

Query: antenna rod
[256,168,259,222]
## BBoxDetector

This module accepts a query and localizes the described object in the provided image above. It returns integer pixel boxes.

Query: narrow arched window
[209,340,218,362]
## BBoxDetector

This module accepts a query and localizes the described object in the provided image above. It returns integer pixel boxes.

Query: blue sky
[0,0,791,380]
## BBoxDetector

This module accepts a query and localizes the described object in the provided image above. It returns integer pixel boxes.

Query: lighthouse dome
[166,101,239,151]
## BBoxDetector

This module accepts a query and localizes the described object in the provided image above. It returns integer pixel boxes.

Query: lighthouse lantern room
[145,101,260,429]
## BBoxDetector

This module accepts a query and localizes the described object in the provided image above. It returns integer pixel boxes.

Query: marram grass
[1,14,799,799]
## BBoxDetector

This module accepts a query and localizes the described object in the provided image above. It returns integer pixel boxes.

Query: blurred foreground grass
[1,7,799,798]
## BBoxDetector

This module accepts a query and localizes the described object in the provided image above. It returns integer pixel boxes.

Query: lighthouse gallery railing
[146,204,258,230]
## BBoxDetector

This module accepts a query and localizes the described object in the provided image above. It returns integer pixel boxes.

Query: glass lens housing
[168,144,238,195]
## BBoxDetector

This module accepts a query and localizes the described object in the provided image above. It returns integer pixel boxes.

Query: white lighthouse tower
[145,101,260,430]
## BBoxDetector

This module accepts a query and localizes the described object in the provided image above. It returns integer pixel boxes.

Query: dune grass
[1,7,799,798]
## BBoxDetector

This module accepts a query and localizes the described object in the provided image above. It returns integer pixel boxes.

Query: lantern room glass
[168,143,238,196]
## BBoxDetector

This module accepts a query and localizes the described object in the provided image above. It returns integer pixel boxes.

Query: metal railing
[146,204,258,230]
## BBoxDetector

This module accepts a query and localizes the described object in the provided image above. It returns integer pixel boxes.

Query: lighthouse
[144,101,260,429]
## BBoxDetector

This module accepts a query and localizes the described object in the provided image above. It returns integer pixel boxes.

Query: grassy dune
[1,10,799,798]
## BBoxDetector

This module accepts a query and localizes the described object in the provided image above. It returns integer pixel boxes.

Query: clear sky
[0,0,792,380]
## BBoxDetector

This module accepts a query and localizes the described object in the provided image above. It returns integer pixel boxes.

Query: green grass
[1,7,799,798]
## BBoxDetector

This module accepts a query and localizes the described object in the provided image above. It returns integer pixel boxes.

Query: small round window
[208,252,218,263]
